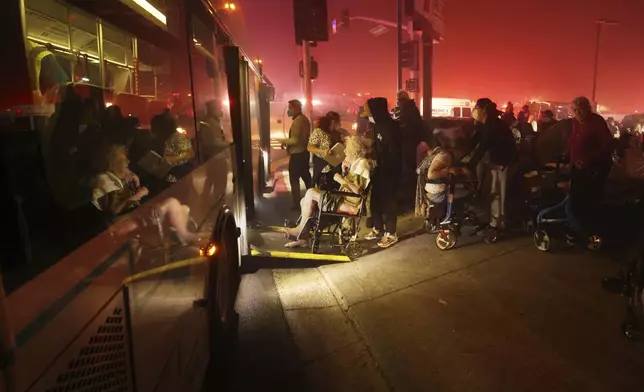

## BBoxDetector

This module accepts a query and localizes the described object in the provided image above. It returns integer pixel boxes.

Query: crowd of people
[280,91,642,251]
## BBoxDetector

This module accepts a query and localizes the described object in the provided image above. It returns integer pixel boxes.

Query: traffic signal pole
[396,0,403,92]
[302,40,313,124]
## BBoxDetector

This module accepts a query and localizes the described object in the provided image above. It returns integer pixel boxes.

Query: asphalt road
[230,230,644,392]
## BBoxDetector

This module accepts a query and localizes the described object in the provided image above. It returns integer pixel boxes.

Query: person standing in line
[468,98,518,234]
[280,99,312,210]
[362,97,402,248]
[565,96,614,243]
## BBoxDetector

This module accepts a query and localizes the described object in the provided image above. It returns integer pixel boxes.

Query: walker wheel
[534,230,551,252]
[587,235,602,251]
[622,321,641,341]
[436,229,457,251]
[344,242,364,260]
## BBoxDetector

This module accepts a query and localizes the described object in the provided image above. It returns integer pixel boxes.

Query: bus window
[102,24,134,95]
[453,107,462,118]
[191,15,232,162]
[462,107,472,118]
[4,0,197,293]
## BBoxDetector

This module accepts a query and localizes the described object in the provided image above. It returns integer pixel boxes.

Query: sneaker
[377,233,399,248]
[364,229,382,241]
[285,239,308,248]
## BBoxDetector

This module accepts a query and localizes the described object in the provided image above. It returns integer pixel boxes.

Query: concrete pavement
[233,228,644,391]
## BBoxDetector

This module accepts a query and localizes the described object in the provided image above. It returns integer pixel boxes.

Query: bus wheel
[208,219,240,385]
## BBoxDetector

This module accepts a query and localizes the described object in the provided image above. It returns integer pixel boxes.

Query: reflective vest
[27,42,55,93]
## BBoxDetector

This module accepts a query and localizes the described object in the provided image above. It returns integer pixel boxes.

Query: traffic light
[311,58,318,79]
[293,0,329,44]
[299,58,319,80]
[400,41,418,69]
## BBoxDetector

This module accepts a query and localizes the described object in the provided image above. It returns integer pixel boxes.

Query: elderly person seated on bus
[284,136,373,248]
[91,145,198,245]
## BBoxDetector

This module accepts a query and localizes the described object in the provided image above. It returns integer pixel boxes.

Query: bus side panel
[10,249,133,391]
[23,286,135,392]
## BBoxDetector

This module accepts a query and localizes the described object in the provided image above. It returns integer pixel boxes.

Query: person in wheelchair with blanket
[284,136,374,249]
[415,134,472,233]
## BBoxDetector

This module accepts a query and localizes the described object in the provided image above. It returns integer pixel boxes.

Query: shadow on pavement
[228,269,310,392]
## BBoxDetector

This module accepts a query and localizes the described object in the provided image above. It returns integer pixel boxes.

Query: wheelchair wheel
[344,242,364,260]
[435,229,457,251]
[587,235,602,251]
[310,238,319,254]
[534,230,550,252]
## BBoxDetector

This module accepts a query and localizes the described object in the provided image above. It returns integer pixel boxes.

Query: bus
[0,0,275,390]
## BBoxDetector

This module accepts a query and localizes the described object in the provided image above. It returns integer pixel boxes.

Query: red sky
[222,0,644,113]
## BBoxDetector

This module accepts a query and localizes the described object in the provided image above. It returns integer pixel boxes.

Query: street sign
[400,41,418,69]
[405,79,418,93]
[369,25,388,37]
[415,0,446,37]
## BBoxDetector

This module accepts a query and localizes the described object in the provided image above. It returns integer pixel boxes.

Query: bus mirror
[205,59,214,78]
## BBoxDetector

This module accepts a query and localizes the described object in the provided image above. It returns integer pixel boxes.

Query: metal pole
[302,40,313,124]
[422,27,433,119]
[591,22,602,104]
[397,0,403,92]
[408,20,417,101]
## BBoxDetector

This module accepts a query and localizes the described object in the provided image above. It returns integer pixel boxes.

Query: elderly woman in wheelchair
[284,136,373,256]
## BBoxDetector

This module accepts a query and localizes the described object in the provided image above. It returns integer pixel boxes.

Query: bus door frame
[223,46,255,226]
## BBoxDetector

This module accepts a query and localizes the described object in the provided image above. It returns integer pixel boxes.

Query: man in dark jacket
[469,98,518,232]
[393,90,424,176]
[362,97,402,248]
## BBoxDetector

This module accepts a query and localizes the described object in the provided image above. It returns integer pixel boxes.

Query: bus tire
[207,209,241,386]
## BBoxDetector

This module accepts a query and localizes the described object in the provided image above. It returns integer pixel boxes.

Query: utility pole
[422,27,433,119]
[396,0,403,91]
[592,19,617,104]
[302,40,313,123]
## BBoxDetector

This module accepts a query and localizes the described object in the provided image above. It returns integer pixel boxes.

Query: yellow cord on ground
[250,249,351,262]
[123,257,207,285]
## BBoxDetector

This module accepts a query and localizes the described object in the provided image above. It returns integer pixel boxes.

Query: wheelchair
[286,184,372,260]
[426,174,496,251]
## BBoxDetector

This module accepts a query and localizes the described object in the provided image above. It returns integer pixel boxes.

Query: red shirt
[568,114,613,166]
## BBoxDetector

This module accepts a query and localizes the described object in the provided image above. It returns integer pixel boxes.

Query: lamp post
[592,19,617,104]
